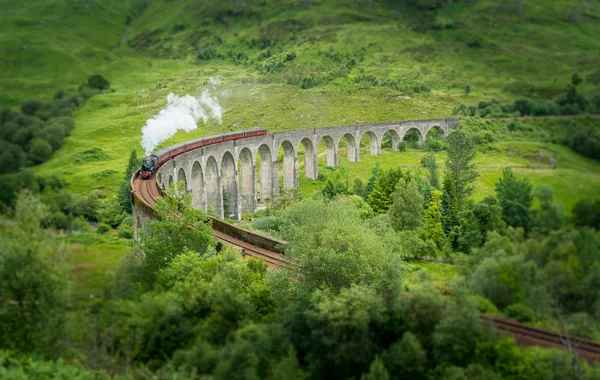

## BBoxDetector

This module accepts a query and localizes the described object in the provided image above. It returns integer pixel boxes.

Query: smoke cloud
[140,77,223,155]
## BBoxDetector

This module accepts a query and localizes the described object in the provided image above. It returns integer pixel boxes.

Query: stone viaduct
[153,118,458,220]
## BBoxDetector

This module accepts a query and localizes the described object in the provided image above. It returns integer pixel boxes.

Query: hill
[1,0,600,202]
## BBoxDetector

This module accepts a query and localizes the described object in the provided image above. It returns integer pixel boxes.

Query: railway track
[481,315,600,363]
[131,172,600,364]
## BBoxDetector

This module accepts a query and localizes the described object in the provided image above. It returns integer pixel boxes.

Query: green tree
[531,185,564,234]
[87,74,110,90]
[495,168,532,230]
[423,190,444,249]
[445,129,478,214]
[137,183,215,286]
[303,286,386,379]
[389,178,423,231]
[368,168,408,213]
[363,163,382,200]
[361,356,389,380]
[433,300,482,366]
[28,138,53,164]
[420,153,440,189]
[0,192,68,355]
[572,199,600,229]
[441,176,458,233]
[353,178,365,196]
[118,148,139,214]
[383,332,427,380]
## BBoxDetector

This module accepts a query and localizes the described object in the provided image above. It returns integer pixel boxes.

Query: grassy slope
[0,0,599,201]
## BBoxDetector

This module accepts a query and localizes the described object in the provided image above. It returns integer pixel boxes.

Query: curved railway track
[131,171,600,364]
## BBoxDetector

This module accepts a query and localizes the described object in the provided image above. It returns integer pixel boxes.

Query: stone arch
[157,173,162,185]
[299,137,317,179]
[177,167,188,193]
[168,175,174,187]
[359,131,380,156]
[257,144,274,202]
[318,135,337,167]
[338,133,358,162]
[403,127,424,145]
[221,151,239,219]
[425,125,445,139]
[278,140,297,190]
[205,156,222,217]
[238,147,255,213]
[191,161,204,210]
[381,129,401,152]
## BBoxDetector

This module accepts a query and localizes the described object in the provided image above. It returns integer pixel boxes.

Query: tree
[383,332,427,380]
[118,149,139,214]
[495,168,532,230]
[363,163,382,200]
[0,191,68,355]
[28,138,53,164]
[445,129,478,214]
[353,178,365,196]
[572,73,582,86]
[368,168,408,213]
[87,74,110,90]
[0,142,26,173]
[531,185,564,234]
[420,153,440,189]
[572,199,600,229]
[137,183,215,287]
[441,176,458,233]
[389,178,423,231]
[361,356,389,380]
[433,300,482,366]
[303,286,386,379]
[464,84,471,96]
[423,190,444,249]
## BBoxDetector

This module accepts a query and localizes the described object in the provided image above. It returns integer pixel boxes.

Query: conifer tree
[424,190,445,249]
[445,129,478,214]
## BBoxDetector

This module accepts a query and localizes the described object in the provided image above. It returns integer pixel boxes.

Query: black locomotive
[140,155,158,179]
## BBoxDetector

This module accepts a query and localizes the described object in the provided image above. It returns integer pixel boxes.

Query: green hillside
[1,0,600,201]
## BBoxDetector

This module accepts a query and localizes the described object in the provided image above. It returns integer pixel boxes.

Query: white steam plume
[140,77,223,155]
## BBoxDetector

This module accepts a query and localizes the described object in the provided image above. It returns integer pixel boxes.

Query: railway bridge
[151,118,458,221]
[130,117,600,363]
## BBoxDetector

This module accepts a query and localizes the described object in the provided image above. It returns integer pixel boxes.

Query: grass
[62,232,129,300]
[0,1,597,204]
[404,260,458,294]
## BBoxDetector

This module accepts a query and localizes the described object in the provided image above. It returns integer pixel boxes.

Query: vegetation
[1,0,600,378]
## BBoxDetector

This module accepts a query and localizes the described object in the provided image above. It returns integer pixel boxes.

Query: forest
[1,0,600,378]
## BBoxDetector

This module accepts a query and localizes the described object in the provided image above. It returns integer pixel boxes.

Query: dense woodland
[2,0,600,378]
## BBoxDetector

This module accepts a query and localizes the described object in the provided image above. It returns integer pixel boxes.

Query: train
[140,128,268,177]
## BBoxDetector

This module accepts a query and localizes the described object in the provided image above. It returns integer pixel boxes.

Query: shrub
[96,222,110,234]
[87,75,110,90]
[28,139,53,164]
[117,216,134,239]
[504,303,536,323]
[253,216,279,232]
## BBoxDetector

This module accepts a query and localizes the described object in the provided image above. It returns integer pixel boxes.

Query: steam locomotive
[139,128,267,179]
[140,155,158,179]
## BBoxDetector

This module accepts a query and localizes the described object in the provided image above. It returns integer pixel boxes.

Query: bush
[71,216,90,232]
[117,216,134,239]
[28,139,53,164]
[504,303,536,323]
[96,222,110,234]
[253,216,279,232]
[86,75,110,90]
